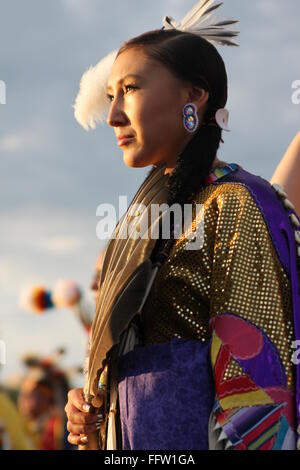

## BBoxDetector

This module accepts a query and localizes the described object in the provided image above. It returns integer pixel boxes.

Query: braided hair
[117,29,228,207]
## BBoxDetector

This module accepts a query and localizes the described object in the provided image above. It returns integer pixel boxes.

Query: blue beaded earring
[183,103,199,133]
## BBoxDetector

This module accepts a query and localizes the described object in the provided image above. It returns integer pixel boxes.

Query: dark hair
[118,29,228,206]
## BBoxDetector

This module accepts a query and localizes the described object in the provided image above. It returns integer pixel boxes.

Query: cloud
[0,255,51,296]
[161,0,194,18]
[255,0,293,18]
[0,121,53,154]
[61,0,98,23]
[0,206,105,301]
[0,130,43,153]
[0,258,19,286]
[282,106,300,127]
[37,235,85,254]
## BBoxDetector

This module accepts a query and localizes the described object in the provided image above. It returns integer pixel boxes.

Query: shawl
[84,164,169,405]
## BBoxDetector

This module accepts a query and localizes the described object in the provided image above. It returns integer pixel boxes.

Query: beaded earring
[182,103,199,133]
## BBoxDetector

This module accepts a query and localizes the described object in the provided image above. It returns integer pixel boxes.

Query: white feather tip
[73,50,118,131]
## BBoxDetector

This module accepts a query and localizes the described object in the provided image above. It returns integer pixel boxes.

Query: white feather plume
[162,0,239,47]
[73,50,118,131]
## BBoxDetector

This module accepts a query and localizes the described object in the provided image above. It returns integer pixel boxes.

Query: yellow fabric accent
[215,168,225,179]
[142,181,295,390]
[0,391,35,450]
[219,389,274,410]
[211,332,222,368]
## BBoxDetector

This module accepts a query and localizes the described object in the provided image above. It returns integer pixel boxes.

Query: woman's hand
[65,388,104,446]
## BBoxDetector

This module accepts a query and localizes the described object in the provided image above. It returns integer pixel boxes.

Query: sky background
[0,0,299,387]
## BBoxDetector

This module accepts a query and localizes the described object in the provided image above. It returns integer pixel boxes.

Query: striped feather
[163,0,240,47]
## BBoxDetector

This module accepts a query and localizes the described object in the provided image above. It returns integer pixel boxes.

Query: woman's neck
[164,155,225,176]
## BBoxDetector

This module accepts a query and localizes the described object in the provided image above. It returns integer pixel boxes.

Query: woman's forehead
[107,49,161,89]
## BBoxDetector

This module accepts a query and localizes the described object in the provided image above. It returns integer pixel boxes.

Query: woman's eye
[106,85,137,102]
[124,84,137,93]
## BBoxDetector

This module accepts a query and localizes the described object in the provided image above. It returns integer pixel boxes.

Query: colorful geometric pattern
[204,163,241,185]
[210,313,296,450]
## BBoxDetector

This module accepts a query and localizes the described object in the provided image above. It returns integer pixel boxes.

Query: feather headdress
[162,0,239,46]
[73,0,239,130]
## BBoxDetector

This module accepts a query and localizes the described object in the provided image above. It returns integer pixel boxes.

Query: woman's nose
[106,100,128,127]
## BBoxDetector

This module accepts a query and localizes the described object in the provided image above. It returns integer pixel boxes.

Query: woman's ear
[187,86,209,115]
[189,87,209,122]
[181,85,209,122]
[187,86,209,112]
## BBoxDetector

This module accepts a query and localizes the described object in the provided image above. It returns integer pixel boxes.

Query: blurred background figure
[17,348,76,450]
[271,131,300,215]
[89,250,105,304]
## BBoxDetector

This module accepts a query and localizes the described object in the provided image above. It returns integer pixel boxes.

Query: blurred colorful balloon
[19,286,54,313]
[52,280,82,308]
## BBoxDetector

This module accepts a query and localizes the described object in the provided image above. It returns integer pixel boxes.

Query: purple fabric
[214,167,300,430]
[117,338,215,450]
[238,326,287,388]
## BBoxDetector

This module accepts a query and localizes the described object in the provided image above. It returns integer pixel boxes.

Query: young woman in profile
[65,0,300,450]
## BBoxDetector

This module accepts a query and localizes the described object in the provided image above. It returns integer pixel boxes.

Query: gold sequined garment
[141,181,295,390]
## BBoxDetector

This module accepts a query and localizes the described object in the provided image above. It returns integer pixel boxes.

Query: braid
[167,121,222,206]
[144,121,221,267]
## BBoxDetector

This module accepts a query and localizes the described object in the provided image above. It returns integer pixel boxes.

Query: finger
[92,390,106,408]
[68,388,91,413]
[67,404,103,425]
[68,433,84,446]
[69,388,105,413]
[67,420,102,435]
[68,433,90,446]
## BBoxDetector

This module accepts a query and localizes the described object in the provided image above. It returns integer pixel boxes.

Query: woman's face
[106,47,208,173]
[18,380,53,420]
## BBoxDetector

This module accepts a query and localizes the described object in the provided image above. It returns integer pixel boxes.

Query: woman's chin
[123,152,151,169]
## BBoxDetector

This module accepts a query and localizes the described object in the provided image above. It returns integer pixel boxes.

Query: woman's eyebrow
[107,74,143,92]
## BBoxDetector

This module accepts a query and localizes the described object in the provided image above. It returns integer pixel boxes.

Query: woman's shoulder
[192,166,259,212]
[194,163,285,214]
[192,164,293,242]
[192,164,296,277]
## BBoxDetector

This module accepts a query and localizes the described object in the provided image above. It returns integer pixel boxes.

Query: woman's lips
[117,135,135,147]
